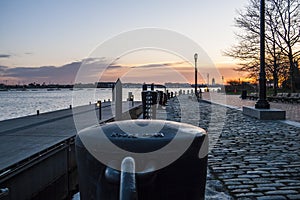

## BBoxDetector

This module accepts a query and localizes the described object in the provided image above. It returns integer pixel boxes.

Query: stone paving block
[251,187,276,192]
[238,174,261,179]
[242,180,272,185]
[224,181,242,185]
[231,189,250,193]
[224,178,251,182]
[276,179,300,184]
[227,185,255,190]
[257,196,287,200]
[261,173,289,177]
[218,174,236,179]
[279,186,300,190]
[211,166,237,171]
[287,194,300,200]
[235,192,264,198]
[288,182,300,186]
[246,170,269,175]
[257,183,286,187]
[255,167,279,171]
[265,190,298,195]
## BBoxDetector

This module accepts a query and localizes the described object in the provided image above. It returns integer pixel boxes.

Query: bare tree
[270,0,300,92]
[225,0,300,93]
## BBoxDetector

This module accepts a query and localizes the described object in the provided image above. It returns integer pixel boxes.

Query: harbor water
[0,88,140,121]
[0,87,213,121]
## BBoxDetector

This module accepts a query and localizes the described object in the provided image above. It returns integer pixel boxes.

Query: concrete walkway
[201,93,300,123]
[0,102,141,173]
[163,95,300,200]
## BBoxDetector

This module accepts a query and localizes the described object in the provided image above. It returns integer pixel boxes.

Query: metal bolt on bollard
[120,157,137,200]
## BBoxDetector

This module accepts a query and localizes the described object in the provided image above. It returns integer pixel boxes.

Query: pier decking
[0,102,142,200]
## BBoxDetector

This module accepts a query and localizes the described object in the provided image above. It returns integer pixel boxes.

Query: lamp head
[97,101,101,107]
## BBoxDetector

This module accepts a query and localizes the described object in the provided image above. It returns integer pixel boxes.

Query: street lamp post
[194,53,198,98]
[255,0,270,109]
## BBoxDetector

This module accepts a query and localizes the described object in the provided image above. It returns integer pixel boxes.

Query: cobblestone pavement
[162,95,300,200]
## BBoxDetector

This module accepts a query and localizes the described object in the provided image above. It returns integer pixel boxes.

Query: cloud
[107,65,123,69]
[0,62,82,83]
[0,66,9,71]
[0,58,124,84]
[131,61,187,69]
[0,54,11,58]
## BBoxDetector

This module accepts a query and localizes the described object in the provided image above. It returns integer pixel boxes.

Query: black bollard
[75,120,208,200]
[97,100,102,120]
[142,90,157,119]
[142,83,147,91]
[151,83,154,91]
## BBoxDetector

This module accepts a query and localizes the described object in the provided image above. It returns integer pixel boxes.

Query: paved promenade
[202,93,300,123]
[162,95,300,200]
[0,102,141,173]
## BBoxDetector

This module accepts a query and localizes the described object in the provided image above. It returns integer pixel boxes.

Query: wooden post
[97,100,102,120]
[112,84,115,102]
[115,78,122,121]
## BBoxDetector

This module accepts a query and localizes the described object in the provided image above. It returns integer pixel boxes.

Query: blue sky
[0,0,250,83]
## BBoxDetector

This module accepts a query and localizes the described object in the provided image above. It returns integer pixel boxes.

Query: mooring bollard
[142,90,157,119]
[36,110,40,115]
[75,120,208,200]
[69,105,72,109]
[96,100,102,120]
[130,95,134,107]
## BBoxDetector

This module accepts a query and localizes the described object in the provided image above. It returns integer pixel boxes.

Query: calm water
[0,87,221,122]
[0,88,140,121]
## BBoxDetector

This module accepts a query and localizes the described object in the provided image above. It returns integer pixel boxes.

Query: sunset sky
[0,0,250,84]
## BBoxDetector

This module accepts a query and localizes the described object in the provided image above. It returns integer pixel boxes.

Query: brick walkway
[164,95,300,200]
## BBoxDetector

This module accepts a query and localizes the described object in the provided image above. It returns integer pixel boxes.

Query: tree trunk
[288,49,295,92]
[273,63,278,96]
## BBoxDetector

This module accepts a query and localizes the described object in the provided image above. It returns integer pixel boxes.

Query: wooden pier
[0,102,142,200]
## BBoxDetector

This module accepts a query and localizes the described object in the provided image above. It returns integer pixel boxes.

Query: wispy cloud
[0,54,11,58]
[131,61,187,69]
[0,58,125,83]
[0,62,81,83]
[107,65,123,69]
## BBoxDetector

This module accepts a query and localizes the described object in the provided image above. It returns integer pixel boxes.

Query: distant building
[212,78,215,86]
[165,82,190,88]
[97,82,115,88]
